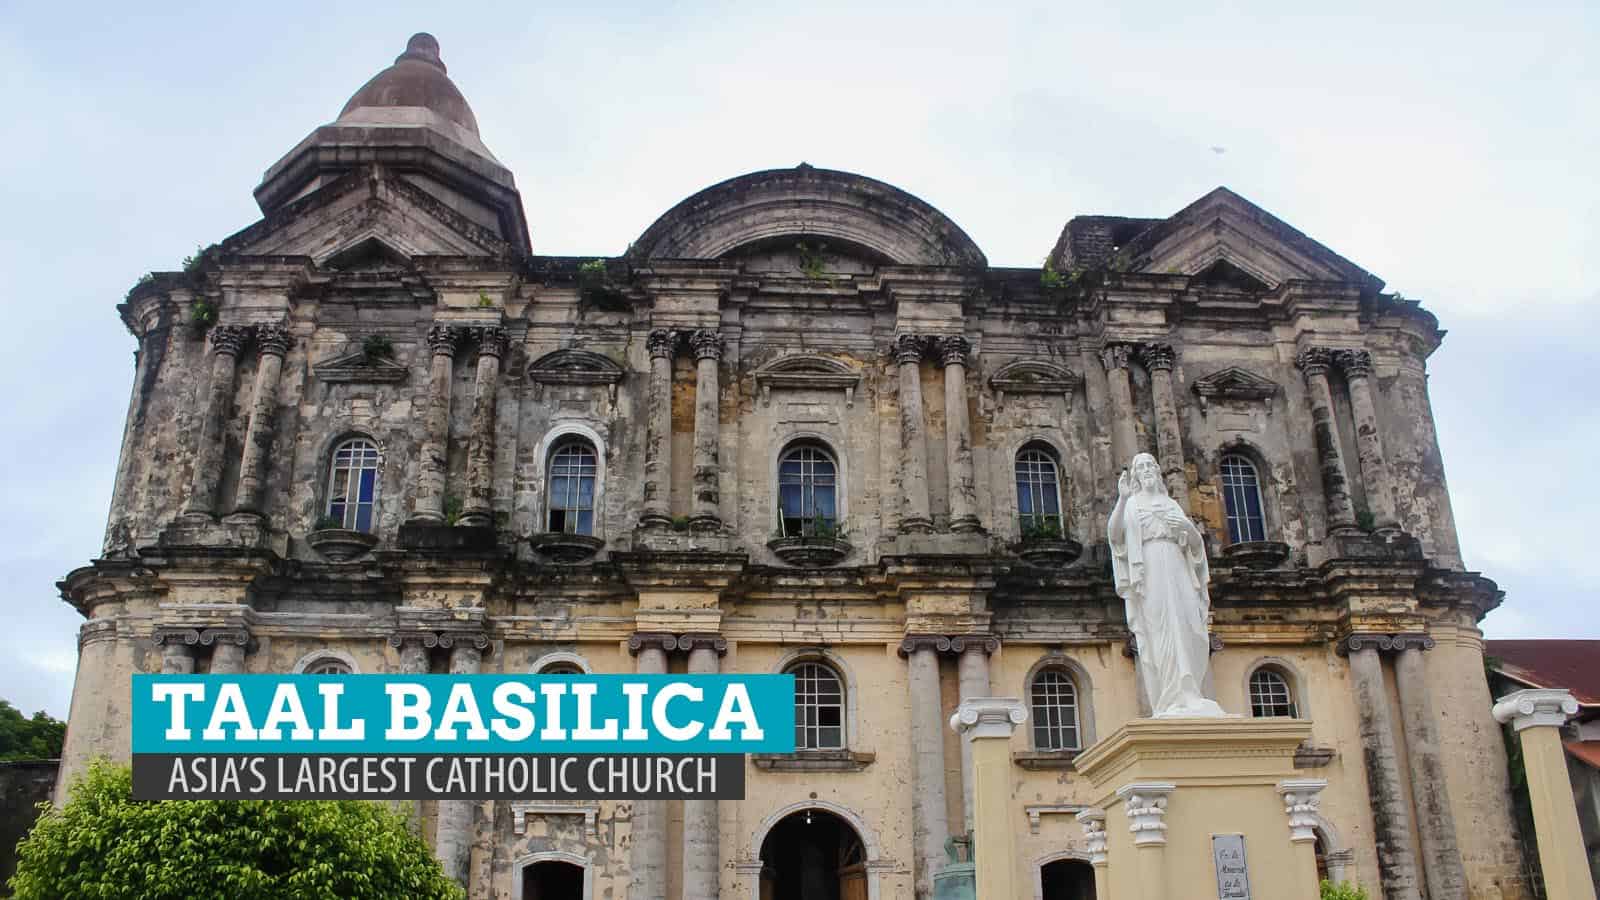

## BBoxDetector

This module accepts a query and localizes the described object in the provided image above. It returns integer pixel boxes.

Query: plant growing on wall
[1020,518,1064,543]
[443,496,464,526]
[476,291,495,308]
[362,334,394,362]
[189,300,217,336]
[795,241,829,280]
[1320,881,1371,900]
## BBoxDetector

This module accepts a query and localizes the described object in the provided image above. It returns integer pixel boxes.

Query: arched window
[1030,667,1081,751]
[1220,454,1266,543]
[326,438,381,532]
[778,444,838,538]
[300,656,352,675]
[539,662,584,676]
[786,661,844,750]
[1249,666,1298,718]
[1015,446,1064,539]
[547,440,598,535]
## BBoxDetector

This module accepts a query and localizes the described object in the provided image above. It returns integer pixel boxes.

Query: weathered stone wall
[0,759,59,889]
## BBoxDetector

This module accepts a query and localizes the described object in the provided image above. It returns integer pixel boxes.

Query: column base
[638,511,673,530]
[688,514,723,533]
[456,510,494,528]
[899,517,935,535]
[948,516,984,534]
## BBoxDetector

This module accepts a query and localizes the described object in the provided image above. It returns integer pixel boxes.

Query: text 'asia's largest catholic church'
[57,31,1539,900]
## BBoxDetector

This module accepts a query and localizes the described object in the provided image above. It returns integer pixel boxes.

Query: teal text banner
[133,674,795,755]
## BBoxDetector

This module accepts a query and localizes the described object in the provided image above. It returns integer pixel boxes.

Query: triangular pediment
[1191,366,1278,412]
[527,349,626,383]
[988,359,1083,410]
[1122,188,1383,293]
[312,348,410,383]
[221,168,510,263]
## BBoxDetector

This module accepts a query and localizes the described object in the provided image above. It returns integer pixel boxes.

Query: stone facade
[55,32,1532,900]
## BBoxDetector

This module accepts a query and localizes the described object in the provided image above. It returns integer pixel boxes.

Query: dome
[334,33,495,161]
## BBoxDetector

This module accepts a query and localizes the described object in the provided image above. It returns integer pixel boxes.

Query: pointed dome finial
[396,32,446,73]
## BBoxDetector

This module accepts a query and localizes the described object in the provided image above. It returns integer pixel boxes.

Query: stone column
[411,325,462,523]
[1296,347,1358,530]
[895,334,934,533]
[952,635,996,833]
[1138,342,1190,512]
[206,628,252,675]
[681,634,726,900]
[1116,782,1175,900]
[689,329,723,529]
[1077,808,1109,900]
[1100,343,1138,467]
[900,635,951,898]
[233,325,293,515]
[1392,640,1468,898]
[460,327,507,527]
[640,329,675,527]
[950,698,1026,900]
[184,325,251,518]
[436,635,487,887]
[1336,349,1399,530]
[154,630,199,674]
[937,336,982,532]
[1344,636,1422,900]
[628,633,674,900]
[1494,689,1597,900]
[1278,779,1331,894]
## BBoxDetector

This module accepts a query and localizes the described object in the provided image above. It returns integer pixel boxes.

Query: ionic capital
[948,696,1027,740]
[254,324,293,358]
[436,631,491,652]
[473,326,509,360]
[1076,809,1108,866]
[678,633,729,655]
[1277,779,1328,843]
[152,626,203,648]
[1295,346,1335,380]
[1336,632,1435,656]
[1493,688,1580,733]
[628,632,680,655]
[426,324,465,357]
[647,328,677,359]
[897,633,952,657]
[1115,782,1175,847]
[1137,342,1176,373]
[387,631,443,651]
[949,633,1000,655]
[1335,348,1374,380]
[935,335,971,368]
[892,333,926,366]
[690,329,723,361]
[209,325,252,357]
[1099,342,1134,372]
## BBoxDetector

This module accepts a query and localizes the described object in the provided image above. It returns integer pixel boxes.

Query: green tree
[9,761,463,900]
[0,700,65,760]
[1321,880,1372,900]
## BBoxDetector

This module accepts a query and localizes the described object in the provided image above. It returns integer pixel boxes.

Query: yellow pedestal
[1074,717,1322,900]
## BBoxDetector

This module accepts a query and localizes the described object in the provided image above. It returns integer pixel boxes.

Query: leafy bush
[0,700,65,760]
[362,334,394,361]
[1321,880,1371,900]
[9,761,462,900]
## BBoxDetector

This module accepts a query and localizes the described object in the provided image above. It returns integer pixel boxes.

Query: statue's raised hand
[1117,470,1133,499]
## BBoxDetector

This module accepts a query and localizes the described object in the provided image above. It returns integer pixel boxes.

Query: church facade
[57,32,1531,900]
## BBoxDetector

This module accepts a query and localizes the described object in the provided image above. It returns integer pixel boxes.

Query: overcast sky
[2,2,1594,718]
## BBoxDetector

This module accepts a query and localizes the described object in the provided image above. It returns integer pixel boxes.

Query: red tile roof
[1567,741,1600,770]
[1487,640,1600,706]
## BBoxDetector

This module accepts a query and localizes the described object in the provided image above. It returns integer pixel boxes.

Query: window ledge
[529,532,605,564]
[751,750,875,772]
[1012,749,1080,770]
[306,528,378,562]
[1293,743,1336,769]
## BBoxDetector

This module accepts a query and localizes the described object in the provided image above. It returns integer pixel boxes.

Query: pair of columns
[185,324,294,519]
[1494,689,1597,900]
[893,334,981,533]
[1341,634,1466,900]
[389,629,491,887]
[1099,341,1190,511]
[900,633,996,898]
[639,329,723,530]
[412,325,509,526]
[626,632,728,900]
[1295,347,1398,531]
[153,626,254,674]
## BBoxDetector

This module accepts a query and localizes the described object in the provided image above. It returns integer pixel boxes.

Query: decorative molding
[949,634,1000,654]
[751,750,876,772]
[1293,744,1336,769]
[678,633,729,655]
[988,359,1084,411]
[1136,342,1175,373]
[471,326,509,359]
[891,333,925,365]
[1336,632,1435,656]
[255,324,294,357]
[312,349,409,383]
[1026,804,1087,835]
[526,348,626,402]
[1190,366,1278,415]
[426,324,465,356]
[1115,782,1175,847]
[1335,348,1374,379]
[1277,779,1328,843]
[950,697,1028,740]
[753,355,861,408]
[1294,346,1334,380]
[1013,750,1079,771]
[1493,688,1580,733]
[690,329,723,361]
[646,328,676,359]
[209,325,252,356]
[1077,808,1108,865]
[897,634,952,657]
[386,630,489,651]
[627,632,679,655]
[510,801,600,837]
[935,335,971,368]
[1099,343,1134,372]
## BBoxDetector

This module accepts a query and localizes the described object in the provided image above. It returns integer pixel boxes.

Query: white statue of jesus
[1108,452,1227,718]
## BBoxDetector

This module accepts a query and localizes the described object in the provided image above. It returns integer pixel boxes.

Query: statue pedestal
[1074,717,1324,900]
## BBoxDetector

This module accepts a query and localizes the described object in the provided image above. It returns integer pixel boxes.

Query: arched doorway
[522,859,584,900]
[1040,857,1096,900]
[758,807,868,900]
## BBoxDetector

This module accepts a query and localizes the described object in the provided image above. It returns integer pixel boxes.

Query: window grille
[1015,447,1064,537]
[1220,454,1266,543]
[779,446,838,538]
[1249,667,1297,718]
[547,441,598,535]
[1030,668,1081,751]
[788,661,844,750]
[327,438,381,532]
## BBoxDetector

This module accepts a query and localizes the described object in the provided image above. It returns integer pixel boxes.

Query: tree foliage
[1321,880,1372,900]
[0,700,65,761]
[9,761,463,900]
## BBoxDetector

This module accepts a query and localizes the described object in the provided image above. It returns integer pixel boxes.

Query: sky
[1,1,1595,718]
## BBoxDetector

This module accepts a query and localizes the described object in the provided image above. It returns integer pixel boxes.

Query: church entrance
[758,807,868,900]
[521,859,584,900]
[1040,858,1096,900]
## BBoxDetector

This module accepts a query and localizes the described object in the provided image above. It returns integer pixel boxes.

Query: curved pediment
[753,354,862,407]
[988,359,1083,410]
[629,165,987,267]
[1191,366,1279,414]
[526,349,625,399]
